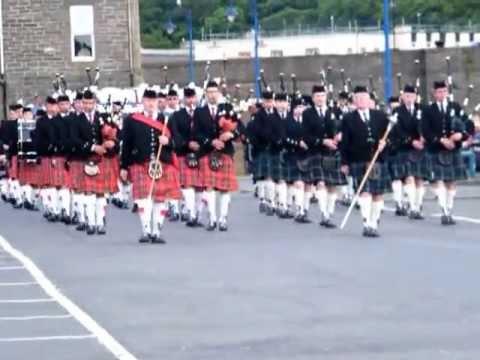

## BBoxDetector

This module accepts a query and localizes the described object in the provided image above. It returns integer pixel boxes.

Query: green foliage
[140,0,480,48]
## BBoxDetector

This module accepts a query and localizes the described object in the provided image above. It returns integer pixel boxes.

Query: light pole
[383,0,392,102]
[250,0,261,99]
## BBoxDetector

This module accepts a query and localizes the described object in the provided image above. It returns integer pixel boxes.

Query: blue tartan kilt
[427,150,468,182]
[321,154,347,186]
[350,161,392,195]
[308,154,324,183]
[269,152,284,182]
[252,150,270,181]
[283,156,310,183]
[389,150,430,180]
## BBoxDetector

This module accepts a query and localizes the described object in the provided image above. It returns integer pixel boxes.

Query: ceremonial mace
[148,115,170,201]
[340,113,398,230]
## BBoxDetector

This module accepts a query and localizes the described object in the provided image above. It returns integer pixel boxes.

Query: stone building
[0,0,143,113]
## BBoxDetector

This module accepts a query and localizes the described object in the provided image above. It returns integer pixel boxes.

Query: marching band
[0,64,477,243]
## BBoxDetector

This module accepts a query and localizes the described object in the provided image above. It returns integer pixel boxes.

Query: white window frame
[70,5,95,62]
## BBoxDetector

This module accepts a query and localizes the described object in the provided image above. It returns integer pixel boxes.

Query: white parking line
[0,266,24,270]
[0,298,54,304]
[0,335,96,342]
[0,282,37,287]
[0,234,138,360]
[0,314,73,321]
[432,214,480,224]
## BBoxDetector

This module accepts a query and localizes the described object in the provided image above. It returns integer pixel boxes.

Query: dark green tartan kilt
[252,150,270,181]
[427,150,468,182]
[389,150,430,180]
[269,152,284,182]
[308,154,324,183]
[321,154,347,186]
[283,156,310,183]
[350,161,392,195]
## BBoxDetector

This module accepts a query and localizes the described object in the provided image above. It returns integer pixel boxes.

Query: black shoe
[181,213,189,222]
[96,226,106,235]
[266,206,275,216]
[362,227,371,237]
[295,214,311,224]
[120,201,129,209]
[447,216,456,225]
[150,235,167,244]
[441,215,449,226]
[63,215,72,225]
[139,235,150,244]
[321,218,337,229]
[259,202,266,213]
[170,212,180,222]
[86,226,96,235]
[48,214,59,222]
[219,222,228,232]
[277,209,288,219]
[71,214,79,225]
[13,200,23,209]
[131,203,138,213]
[186,216,202,228]
[1,194,7,202]
[285,209,295,219]
[76,223,86,232]
[206,221,217,231]
[395,205,406,216]
[370,228,380,237]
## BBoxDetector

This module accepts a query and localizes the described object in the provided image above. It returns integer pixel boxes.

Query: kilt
[198,154,238,192]
[389,150,430,180]
[178,155,201,188]
[320,154,347,186]
[350,161,392,195]
[427,150,467,182]
[7,156,18,179]
[18,160,39,186]
[69,160,84,191]
[82,156,119,194]
[283,156,310,184]
[269,152,284,182]
[129,161,181,201]
[252,150,270,181]
[49,156,71,188]
[38,157,52,187]
[308,154,324,183]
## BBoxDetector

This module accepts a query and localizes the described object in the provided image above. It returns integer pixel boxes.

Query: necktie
[210,107,215,118]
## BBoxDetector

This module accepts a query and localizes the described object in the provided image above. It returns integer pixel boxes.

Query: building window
[455,32,461,43]
[270,50,283,57]
[470,32,475,42]
[70,5,95,62]
[305,48,319,56]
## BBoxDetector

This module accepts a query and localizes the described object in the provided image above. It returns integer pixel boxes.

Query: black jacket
[284,114,309,160]
[120,113,178,169]
[340,109,389,165]
[1,120,18,158]
[247,107,274,154]
[171,107,195,156]
[390,104,424,153]
[302,106,337,155]
[51,114,72,155]
[35,115,55,156]
[422,101,469,153]
[69,111,103,159]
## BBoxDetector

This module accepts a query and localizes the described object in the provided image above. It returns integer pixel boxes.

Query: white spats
[205,190,217,223]
[265,180,276,208]
[95,197,107,227]
[358,195,372,227]
[446,188,456,214]
[84,194,96,227]
[276,182,287,210]
[58,188,71,217]
[392,180,403,205]
[219,192,231,220]
[136,198,153,236]
[327,192,337,219]
[152,202,167,236]
[370,200,384,230]
[316,187,328,217]
[435,184,448,214]
[294,187,304,216]
[182,188,196,218]
[404,182,416,211]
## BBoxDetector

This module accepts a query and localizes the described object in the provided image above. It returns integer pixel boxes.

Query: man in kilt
[340,86,391,237]
[120,89,181,244]
[284,96,311,223]
[171,87,203,227]
[249,90,276,214]
[192,82,243,231]
[422,81,470,225]
[69,90,118,235]
[389,85,428,220]
[303,85,346,228]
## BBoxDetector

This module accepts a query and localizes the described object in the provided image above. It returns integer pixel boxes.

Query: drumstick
[148,115,170,201]
[340,113,398,230]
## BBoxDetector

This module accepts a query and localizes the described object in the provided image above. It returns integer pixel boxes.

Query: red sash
[131,113,171,138]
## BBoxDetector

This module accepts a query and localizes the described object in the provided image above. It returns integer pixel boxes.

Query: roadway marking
[0,234,138,360]
[0,282,37,287]
[431,214,480,224]
[0,298,54,304]
[0,266,24,270]
[0,335,96,343]
[0,314,73,321]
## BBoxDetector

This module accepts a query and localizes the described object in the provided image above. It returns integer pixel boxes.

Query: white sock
[137,198,153,235]
[84,194,96,227]
[370,200,384,230]
[404,182,416,211]
[152,202,167,236]
[95,196,107,227]
[287,186,294,208]
[205,190,217,223]
[182,188,196,218]
[59,188,71,217]
[358,195,372,227]
[316,187,328,217]
[415,186,425,212]
[277,182,287,210]
[327,192,337,218]
[12,180,21,202]
[392,180,403,206]
[436,185,448,214]
[219,192,231,221]
[22,185,33,204]
[446,189,456,215]
[347,176,355,197]
[78,194,86,223]
[257,180,266,201]
[294,187,304,216]
[303,191,312,212]
[196,191,207,220]
[266,180,276,208]
[170,200,180,214]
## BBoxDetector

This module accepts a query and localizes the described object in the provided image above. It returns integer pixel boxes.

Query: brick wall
[1,0,143,109]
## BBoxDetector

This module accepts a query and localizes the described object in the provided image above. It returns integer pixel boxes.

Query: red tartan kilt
[18,160,39,186]
[129,161,181,202]
[81,156,119,195]
[38,158,51,187]
[178,155,201,188]
[69,160,84,191]
[8,155,18,179]
[198,154,238,192]
[49,156,71,188]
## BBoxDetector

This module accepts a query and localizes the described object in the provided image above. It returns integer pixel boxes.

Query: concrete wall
[142,46,480,111]
[1,0,143,109]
